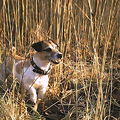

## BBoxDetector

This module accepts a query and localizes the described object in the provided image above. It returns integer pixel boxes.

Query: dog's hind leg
[0,60,12,82]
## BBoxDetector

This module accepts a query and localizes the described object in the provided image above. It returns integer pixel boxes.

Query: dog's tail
[10,47,25,60]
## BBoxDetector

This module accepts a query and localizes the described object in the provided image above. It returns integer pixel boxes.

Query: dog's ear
[31,41,43,52]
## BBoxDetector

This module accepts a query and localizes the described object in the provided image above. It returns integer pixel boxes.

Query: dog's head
[31,40,62,64]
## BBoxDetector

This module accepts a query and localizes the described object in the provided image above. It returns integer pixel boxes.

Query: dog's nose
[57,53,62,59]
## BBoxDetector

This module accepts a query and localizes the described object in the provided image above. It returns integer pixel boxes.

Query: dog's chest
[15,61,49,89]
[32,75,49,89]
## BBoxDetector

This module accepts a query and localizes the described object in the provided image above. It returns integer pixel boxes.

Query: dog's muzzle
[49,53,62,64]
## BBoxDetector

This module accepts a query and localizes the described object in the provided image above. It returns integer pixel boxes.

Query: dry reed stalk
[87,0,103,119]
[0,0,120,119]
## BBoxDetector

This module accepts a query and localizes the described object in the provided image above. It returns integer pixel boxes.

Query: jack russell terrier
[0,40,62,110]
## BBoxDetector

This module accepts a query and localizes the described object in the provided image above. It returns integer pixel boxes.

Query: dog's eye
[44,48,52,52]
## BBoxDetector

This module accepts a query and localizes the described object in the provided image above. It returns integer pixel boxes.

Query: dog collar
[31,57,51,75]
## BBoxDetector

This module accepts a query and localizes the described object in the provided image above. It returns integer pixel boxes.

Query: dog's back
[0,54,25,81]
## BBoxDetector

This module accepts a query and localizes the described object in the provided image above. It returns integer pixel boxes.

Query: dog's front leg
[27,85,37,105]
[33,88,46,110]
[34,99,41,111]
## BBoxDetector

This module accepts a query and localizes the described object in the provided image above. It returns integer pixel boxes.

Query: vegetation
[0,0,120,119]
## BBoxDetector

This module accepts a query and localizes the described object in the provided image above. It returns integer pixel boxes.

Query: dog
[0,40,62,110]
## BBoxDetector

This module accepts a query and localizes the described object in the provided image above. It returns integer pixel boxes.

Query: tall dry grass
[0,0,120,119]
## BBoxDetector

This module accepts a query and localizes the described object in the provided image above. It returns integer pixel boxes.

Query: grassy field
[0,0,120,119]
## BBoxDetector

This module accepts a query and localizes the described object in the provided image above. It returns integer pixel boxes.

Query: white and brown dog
[0,40,62,110]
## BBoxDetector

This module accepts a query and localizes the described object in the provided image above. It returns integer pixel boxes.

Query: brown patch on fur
[16,60,30,74]
[7,60,13,72]
[5,55,25,73]
[33,84,40,89]
[24,60,30,68]
[42,41,51,50]
[16,62,24,74]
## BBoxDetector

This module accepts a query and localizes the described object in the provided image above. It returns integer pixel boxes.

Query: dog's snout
[57,53,62,59]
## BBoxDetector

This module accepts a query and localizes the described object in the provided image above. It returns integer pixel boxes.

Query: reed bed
[0,0,120,119]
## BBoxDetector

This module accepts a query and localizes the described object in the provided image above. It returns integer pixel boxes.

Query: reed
[0,0,120,119]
